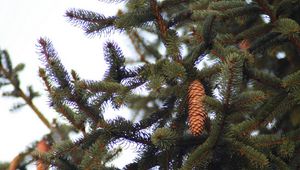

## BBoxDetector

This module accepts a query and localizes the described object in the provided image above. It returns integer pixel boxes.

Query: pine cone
[37,139,50,170]
[188,80,207,136]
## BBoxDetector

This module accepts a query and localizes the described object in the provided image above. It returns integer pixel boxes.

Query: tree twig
[0,66,52,129]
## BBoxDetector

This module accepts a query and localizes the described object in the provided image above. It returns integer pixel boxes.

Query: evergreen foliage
[1,0,300,169]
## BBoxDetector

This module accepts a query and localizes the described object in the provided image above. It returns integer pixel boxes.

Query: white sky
[0,0,137,168]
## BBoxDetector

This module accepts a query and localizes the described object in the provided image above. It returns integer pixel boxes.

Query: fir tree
[1,0,300,169]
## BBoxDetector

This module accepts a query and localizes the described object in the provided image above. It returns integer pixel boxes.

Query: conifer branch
[245,67,282,89]
[3,0,300,169]
[202,14,216,48]
[150,0,168,40]
[220,52,244,109]
[254,136,300,148]
[0,65,51,129]
[127,30,148,63]
[180,113,224,169]
[160,0,189,9]
[66,9,117,36]
[230,140,269,168]
[150,0,182,62]
[17,88,52,129]
[135,34,163,60]
[38,38,73,91]
[39,68,85,131]
[209,1,246,11]
[38,38,101,122]
[249,32,281,52]
[232,92,288,136]
[184,43,207,65]
[220,5,261,19]
[268,152,289,169]
[254,0,276,23]
[235,23,272,41]
[167,10,192,28]
[197,64,222,80]
[125,28,162,62]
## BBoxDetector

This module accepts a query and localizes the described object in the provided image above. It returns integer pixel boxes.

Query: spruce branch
[202,14,216,49]
[245,67,282,89]
[231,90,266,112]
[235,23,272,41]
[180,113,224,169]
[230,92,288,136]
[115,7,154,29]
[80,80,129,94]
[0,55,51,129]
[167,10,192,28]
[103,41,126,82]
[150,0,182,62]
[3,0,300,169]
[220,5,261,19]
[230,139,269,168]
[273,18,300,35]
[190,26,204,43]
[254,0,276,23]
[150,0,168,40]
[197,64,222,80]
[38,38,101,123]
[16,87,52,129]
[38,38,73,91]
[248,32,281,52]
[268,152,289,170]
[39,68,84,131]
[209,1,246,11]
[184,43,207,65]
[254,135,300,148]
[160,0,189,10]
[66,9,117,36]
[221,52,244,108]
[127,30,162,60]
[126,29,148,63]
[136,96,176,130]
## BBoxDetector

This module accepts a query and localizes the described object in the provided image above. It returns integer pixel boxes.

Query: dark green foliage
[3,0,300,169]
[38,38,72,91]
[66,9,118,35]
[151,128,177,149]
[202,15,216,48]
[115,7,154,29]
[103,42,126,82]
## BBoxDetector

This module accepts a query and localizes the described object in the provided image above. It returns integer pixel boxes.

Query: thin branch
[150,0,168,40]
[127,30,148,63]
[0,66,52,129]
[255,136,300,147]
[150,0,182,62]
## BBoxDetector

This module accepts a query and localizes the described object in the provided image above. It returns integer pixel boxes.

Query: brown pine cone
[188,80,207,136]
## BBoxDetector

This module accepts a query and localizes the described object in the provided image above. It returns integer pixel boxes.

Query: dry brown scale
[188,80,207,136]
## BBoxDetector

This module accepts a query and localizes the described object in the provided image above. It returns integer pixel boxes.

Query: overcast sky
[0,0,137,168]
